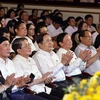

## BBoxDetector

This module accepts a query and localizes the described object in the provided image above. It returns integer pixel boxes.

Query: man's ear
[59,42,63,47]
[80,37,83,42]
[17,49,21,54]
[15,29,18,34]
[38,43,42,48]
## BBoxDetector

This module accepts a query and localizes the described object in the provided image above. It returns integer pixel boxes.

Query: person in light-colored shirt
[56,33,91,77]
[12,37,62,100]
[64,16,78,36]
[0,36,47,100]
[47,16,63,37]
[85,14,96,33]
[75,30,100,75]
[11,21,36,52]
[33,33,73,87]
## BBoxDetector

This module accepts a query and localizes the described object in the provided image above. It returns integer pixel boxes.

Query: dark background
[1,0,100,8]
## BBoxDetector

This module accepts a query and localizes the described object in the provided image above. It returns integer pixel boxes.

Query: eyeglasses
[21,43,31,49]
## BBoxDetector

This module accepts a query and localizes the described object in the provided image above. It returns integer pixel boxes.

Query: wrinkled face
[22,12,29,21]
[0,40,10,60]
[60,34,72,50]
[0,8,5,16]
[18,40,32,58]
[39,35,53,52]
[80,31,92,46]
[27,25,35,36]
[86,17,93,26]
[68,18,76,27]
[16,23,27,37]
[81,23,88,30]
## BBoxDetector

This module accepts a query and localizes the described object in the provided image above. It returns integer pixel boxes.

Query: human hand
[4,73,15,89]
[61,51,73,65]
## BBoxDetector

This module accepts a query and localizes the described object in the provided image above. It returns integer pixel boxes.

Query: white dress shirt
[87,25,96,33]
[64,25,78,36]
[10,36,37,52]
[0,58,19,92]
[57,48,86,76]
[92,31,99,44]
[33,49,66,82]
[47,24,63,37]
[75,43,100,75]
[12,55,51,94]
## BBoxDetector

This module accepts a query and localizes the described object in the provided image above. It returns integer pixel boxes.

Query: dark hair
[0,27,9,37]
[36,33,48,44]
[53,9,60,15]
[35,23,47,35]
[79,30,89,42]
[0,36,9,44]
[42,14,51,21]
[55,12,63,18]
[6,20,16,30]
[14,21,25,34]
[6,9,15,18]
[75,16,83,22]
[32,9,38,14]
[17,3,24,9]
[85,14,93,20]
[0,7,5,11]
[52,16,63,25]
[12,38,27,54]
[40,10,49,18]
[78,21,87,32]
[57,33,68,47]
[15,8,23,16]
[26,23,34,30]
[19,11,27,18]
[0,17,5,22]
[66,16,75,23]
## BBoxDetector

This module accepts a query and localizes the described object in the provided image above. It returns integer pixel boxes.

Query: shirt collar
[0,58,9,64]
[80,43,91,49]
[16,54,30,62]
[39,49,53,56]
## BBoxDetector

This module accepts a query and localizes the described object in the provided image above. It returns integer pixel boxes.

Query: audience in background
[64,16,78,36]
[0,7,6,18]
[85,14,96,33]
[47,16,63,37]
[0,17,6,27]
[6,9,16,25]
[93,23,100,48]
[71,21,88,51]
[29,9,39,26]
[75,16,83,28]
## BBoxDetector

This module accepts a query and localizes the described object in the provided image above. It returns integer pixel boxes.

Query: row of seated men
[0,4,100,100]
[0,28,100,100]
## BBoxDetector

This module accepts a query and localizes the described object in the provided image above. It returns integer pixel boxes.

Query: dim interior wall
[1,3,100,23]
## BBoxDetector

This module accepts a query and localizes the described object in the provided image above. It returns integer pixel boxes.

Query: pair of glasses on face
[21,43,31,49]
